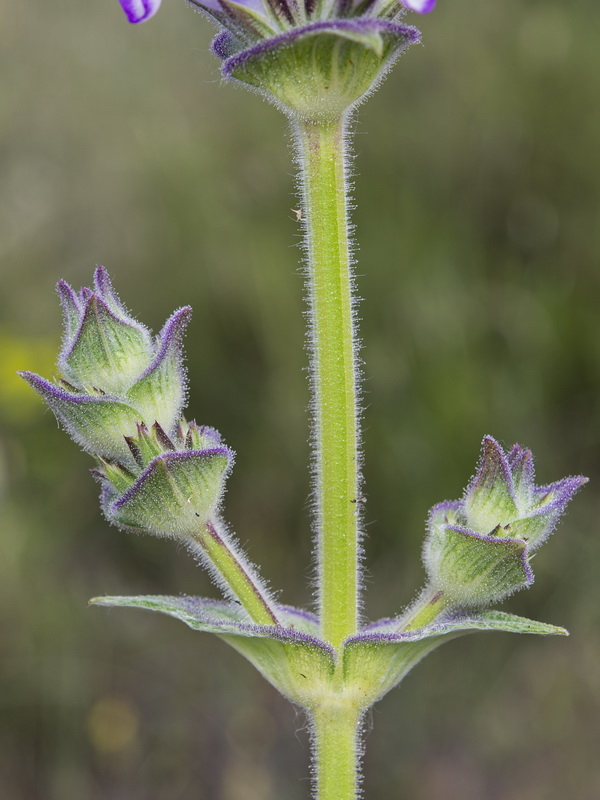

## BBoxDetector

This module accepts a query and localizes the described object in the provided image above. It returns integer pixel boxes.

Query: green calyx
[61,295,153,395]
[218,21,420,122]
[97,419,232,537]
[425,524,532,608]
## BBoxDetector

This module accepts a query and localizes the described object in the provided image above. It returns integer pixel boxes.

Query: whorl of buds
[20,268,232,534]
[423,436,587,608]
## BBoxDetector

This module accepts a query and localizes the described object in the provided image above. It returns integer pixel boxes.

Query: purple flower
[117,0,436,25]
[115,0,422,118]
[423,436,586,608]
[400,0,436,12]
[118,0,162,24]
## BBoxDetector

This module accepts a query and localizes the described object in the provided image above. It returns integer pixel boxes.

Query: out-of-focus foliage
[1,1,599,798]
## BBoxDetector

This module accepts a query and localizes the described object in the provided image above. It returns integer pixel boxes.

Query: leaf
[91,595,334,706]
[342,610,567,705]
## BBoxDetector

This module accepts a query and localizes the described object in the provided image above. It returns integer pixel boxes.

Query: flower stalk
[297,115,361,651]
[192,519,280,625]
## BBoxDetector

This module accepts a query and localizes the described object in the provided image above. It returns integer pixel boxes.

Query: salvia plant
[20,1,586,798]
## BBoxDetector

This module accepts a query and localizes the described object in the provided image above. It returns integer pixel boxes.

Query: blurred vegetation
[1,0,599,798]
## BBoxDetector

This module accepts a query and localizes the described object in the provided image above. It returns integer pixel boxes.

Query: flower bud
[19,267,190,466]
[57,276,154,395]
[97,419,233,537]
[423,436,586,608]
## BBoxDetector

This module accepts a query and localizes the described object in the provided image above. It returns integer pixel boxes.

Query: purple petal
[118,0,162,24]
[401,0,436,12]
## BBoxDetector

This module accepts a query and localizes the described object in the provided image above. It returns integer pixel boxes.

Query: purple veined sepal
[57,277,154,396]
[92,266,147,330]
[118,0,162,24]
[21,268,193,458]
[58,297,152,395]
[508,475,588,549]
[424,522,533,608]
[463,435,521,534]
[101,446,234,536]
[57,268,151,367]
[462,435,587,548]
[18,371,149,468]
[124,306,192,437]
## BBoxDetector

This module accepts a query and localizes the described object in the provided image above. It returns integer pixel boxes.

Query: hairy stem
[192,519,279,626]
[399,586,448,631]
[311,703,362,800]
[296,114,361,652]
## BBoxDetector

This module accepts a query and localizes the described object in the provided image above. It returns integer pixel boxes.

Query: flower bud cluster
[20,267,232,536]
[423,436,586,608]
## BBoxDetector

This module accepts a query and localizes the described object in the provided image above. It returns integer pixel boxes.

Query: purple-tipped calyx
[423,436,587,608]
[21,268,191,464]
[98,419,233,538]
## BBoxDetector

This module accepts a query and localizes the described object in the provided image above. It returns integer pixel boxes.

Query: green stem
[296,115,360,652]
[193,519,279,626]
[399,586,448,631]
[311,704,362,800]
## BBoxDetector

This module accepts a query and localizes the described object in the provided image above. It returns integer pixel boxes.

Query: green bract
[89,594,567,711]
[215,19,420,122]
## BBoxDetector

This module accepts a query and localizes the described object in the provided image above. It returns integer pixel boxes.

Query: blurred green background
[1,0,599,798]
